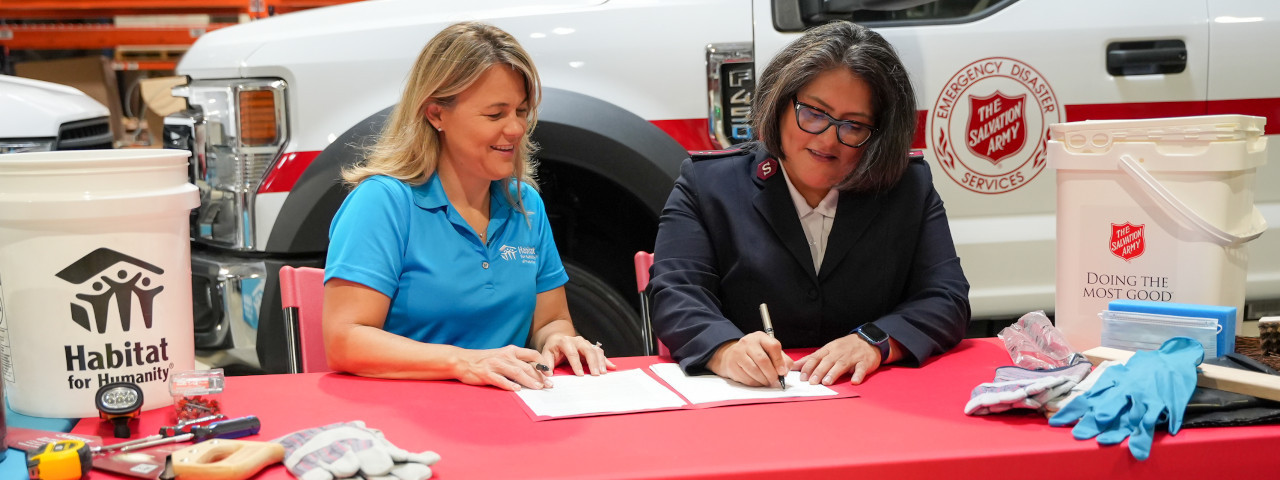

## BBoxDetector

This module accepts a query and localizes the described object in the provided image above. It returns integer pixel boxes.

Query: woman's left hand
[540,334,616,376]
[794,334,881,385]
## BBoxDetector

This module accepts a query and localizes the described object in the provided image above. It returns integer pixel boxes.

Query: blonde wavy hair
[343,22,541,210]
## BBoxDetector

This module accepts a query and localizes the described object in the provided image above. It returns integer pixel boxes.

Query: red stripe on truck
[905,98,1279,148]
[1208,98,1280,133]
[1066,100,1205,123]
[651,118,720,152]
[257,120,719,194]
[1067,98,1280,134]
[913,110,927,149]
[259,98,1279,194]
[258,150,320,194]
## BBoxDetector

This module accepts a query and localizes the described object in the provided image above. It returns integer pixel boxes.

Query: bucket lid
[0,149,198,220]
[1049,114,1265,144]
[0,148,191,171]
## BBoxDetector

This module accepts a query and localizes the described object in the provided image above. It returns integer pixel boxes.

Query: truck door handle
[1107,40,1186,76]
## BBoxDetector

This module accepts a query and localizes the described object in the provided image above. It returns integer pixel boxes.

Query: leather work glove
[275,421,441,480]
[1048,337,1203,460]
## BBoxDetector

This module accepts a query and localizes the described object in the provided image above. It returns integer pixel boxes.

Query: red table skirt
[72,338,1280,479]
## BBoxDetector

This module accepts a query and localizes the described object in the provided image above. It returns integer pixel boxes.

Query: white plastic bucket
[1050,115,1267,352]
[0,149,199,418]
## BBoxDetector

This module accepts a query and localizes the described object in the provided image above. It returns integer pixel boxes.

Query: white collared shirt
[780,165,839,273]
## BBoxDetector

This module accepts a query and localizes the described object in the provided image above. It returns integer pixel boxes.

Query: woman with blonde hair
[324,22,613,390]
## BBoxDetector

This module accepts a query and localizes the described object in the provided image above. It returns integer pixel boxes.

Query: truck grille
[56,116,113,150]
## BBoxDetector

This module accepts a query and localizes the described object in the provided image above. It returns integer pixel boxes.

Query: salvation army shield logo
[1110,223,1145,262]
[928,57,1060,195]
[966,92,1026,165]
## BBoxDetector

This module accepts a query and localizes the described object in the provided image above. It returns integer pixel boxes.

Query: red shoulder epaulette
[689,146,748,162]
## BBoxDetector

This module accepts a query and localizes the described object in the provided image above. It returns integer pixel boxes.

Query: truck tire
[563,261,645,358]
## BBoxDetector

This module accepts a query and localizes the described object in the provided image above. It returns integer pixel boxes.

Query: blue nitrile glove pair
[275,421,441,480]
[1049,337,1203,461]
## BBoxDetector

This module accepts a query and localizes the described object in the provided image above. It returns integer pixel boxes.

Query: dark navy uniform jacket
[650,143,971,374]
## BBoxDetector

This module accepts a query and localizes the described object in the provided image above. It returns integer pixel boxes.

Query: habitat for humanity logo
[499,245,538,265]
[55,248,164,333]
[500,245,518,261]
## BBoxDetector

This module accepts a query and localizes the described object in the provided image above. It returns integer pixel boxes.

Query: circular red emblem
[928,57,1062,194]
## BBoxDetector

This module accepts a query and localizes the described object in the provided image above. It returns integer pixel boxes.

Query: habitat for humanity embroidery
[500,245,537,265]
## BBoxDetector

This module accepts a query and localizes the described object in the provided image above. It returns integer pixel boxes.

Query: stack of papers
[514,363,849,420]
[515,369,687,418]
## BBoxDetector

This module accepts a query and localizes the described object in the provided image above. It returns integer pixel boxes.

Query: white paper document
[648,362,838,404]
[515,368,688,418]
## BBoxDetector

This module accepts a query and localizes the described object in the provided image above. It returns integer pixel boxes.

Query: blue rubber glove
[1048,337,1203,460]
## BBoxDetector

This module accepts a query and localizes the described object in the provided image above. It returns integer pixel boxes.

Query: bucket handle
[1118,154,1267,246]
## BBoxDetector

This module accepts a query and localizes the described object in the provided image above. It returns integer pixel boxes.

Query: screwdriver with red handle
[117,416,262,453]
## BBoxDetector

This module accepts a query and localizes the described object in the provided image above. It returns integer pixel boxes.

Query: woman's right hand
[454,345,549,391]
[706,332,792,387]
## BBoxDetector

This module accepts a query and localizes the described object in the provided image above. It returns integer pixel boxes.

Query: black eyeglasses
[792,98,877,148]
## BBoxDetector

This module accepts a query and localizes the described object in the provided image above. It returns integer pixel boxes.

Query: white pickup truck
[164,0,1280,371]
[0,75,113,154]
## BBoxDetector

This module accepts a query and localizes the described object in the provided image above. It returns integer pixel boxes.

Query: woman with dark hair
[650,21,970,387]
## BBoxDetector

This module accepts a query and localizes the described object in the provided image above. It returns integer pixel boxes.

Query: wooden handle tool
[1084,346,1280,402]
[169,439,285,480]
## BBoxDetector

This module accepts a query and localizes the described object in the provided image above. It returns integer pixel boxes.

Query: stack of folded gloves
[967,311,1090,416]
[964,361,1093,415]
[970,310,1206,460]
[275,420,441,480]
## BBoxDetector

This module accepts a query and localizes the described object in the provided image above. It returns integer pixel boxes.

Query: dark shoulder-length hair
[752,21,916,194]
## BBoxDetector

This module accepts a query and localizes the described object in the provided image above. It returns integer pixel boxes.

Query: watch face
[858,323,889,344]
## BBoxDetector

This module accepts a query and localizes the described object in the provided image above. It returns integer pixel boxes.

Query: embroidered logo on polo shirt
[499,245,538,264]
[500,245,518,261]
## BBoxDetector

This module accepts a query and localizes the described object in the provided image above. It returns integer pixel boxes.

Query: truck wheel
[563,262,645,357]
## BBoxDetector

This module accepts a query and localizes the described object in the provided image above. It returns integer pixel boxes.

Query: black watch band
[856,323,892,363]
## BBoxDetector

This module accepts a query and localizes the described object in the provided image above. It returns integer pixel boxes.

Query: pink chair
[279,266,331,373]
[633,252,669,358]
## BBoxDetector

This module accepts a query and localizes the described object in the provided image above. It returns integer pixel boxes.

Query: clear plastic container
[1099,310,1219,359]
[169,369,225,422]
[998,311,1081,369]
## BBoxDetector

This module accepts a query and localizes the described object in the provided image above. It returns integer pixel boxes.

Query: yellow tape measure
[26,439,91,480]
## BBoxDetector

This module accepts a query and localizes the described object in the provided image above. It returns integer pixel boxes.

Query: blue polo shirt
[325,174,569,349]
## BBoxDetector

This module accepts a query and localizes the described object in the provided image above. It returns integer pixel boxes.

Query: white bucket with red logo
[0,149,199,418]
[1050,115,1267,351]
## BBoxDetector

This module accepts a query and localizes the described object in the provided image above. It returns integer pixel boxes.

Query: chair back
[279,266,331,373]
[633,251,654,294]
[633,252,669,357]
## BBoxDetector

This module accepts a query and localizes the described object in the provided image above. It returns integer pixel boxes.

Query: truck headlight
[170,78,288,250]
[0,138,55,154]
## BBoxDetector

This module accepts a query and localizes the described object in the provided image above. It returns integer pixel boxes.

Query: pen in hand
[758,303,786,390]
[531,362,553,385]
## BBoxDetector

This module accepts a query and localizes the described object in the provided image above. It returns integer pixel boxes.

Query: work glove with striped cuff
[275,421,440,480]
[965,361,1092,415]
